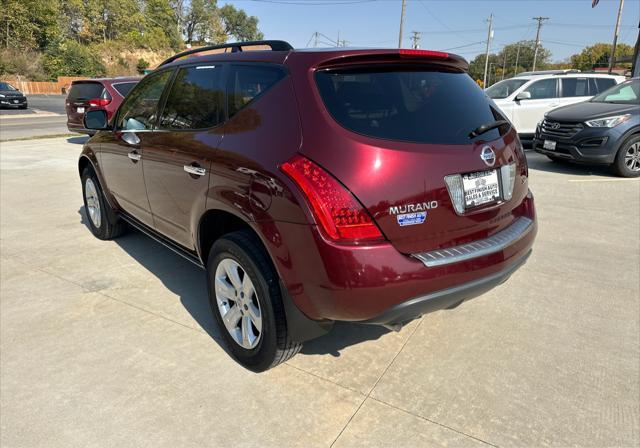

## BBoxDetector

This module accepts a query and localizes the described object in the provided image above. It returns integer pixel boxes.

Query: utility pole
[398,0,406,48]
[608,0,625,73]
[482,13,494,88]
[532,16,549,72]
[514,44,521,75]
[314,32,318,48]
[501,49,507,80]
[410,31,420,49]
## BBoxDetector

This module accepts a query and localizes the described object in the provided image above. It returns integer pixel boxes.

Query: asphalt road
[1,138,638,447]
[0,95,71,141]
[0,94,67,115]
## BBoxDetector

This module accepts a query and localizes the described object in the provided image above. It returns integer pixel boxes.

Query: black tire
[81,166,127,240]
[207,230,302,372]
[612,134,640,178]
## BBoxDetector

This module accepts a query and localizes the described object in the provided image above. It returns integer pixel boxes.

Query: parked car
[78,41,537,371]
[0,81,27,109]
[533,77,640,177]
[66,77,139,134]
[487,71,625,139]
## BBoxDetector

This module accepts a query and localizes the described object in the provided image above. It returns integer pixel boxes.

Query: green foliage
[219,4,264,41]
[1,0,61,50]
[469,40,552,85]
[43,40,106,79]
[3,0,264,78]
[0,49,49,80]
[136,58,150,73]
[569,43,634,71]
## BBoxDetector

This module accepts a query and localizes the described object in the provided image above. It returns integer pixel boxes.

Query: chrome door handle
[183,165,206,176]
[121,132,140,146]
[128,151,141,161]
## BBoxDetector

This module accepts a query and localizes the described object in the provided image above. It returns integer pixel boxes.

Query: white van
[487,71,626,137]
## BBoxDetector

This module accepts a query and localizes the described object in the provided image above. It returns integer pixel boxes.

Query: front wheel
[207,230,302,371]
[81,167,127,239]
[613,135,640,178]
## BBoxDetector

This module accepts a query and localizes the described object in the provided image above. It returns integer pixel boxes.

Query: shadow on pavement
[525,150,614,177]
[301,322,390,357]
[67,136,89,145]
[78,206,388,359]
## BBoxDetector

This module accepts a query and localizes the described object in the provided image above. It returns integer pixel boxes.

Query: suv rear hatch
[298,51,529,254]
[66,81,111,126]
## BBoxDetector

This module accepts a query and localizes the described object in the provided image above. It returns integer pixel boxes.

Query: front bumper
[0,98,27,107]
[266,194,537,326]
[533,126,621,164]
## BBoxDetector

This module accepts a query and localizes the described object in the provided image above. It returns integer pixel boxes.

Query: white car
[486,71,626,137]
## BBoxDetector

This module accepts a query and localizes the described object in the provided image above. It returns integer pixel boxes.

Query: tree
[43,39,106,78]
[468,40,552,85]
[1,0,61,50]
[219,4,263,41]
[569,42,634,71]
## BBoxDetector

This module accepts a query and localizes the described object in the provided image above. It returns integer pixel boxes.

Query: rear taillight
[399,49,449,59]
[88,98,111,107]
[280,155,384,244]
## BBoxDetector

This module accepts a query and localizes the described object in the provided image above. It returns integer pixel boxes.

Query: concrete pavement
[1,138,639,447]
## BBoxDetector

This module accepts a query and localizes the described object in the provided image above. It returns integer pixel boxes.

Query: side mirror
[515,91,532,101]
[84,109,109,131]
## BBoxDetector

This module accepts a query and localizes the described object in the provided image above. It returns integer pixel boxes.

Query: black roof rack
[158,40,294,67]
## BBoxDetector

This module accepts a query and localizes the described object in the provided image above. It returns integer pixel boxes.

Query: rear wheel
[207,230,302,371]
[613,135,640,178]
[81,167,127,239]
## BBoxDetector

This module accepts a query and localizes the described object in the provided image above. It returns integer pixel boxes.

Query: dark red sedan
[66,77,139,134]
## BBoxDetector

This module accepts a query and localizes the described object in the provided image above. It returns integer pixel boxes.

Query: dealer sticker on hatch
[397,212,427,226]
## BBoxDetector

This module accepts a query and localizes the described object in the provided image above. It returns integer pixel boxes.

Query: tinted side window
[113,82,137,97]
[158,65,225,130]
[595,78,616,93]
[524,78,557,99]
[227,65,285,118]
[561,78,588,97]
[116,71,172,131]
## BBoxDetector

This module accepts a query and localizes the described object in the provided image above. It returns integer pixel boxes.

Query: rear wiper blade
[468,120,509,139]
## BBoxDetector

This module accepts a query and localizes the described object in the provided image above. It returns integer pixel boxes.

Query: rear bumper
[265,194,537,326]
[362,249,530,326]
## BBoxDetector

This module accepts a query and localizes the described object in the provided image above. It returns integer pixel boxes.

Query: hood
[0,90,24,97]
[546,101,638,122]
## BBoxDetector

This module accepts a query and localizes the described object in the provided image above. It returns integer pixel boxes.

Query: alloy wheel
[214,258,262,349]
[84,178,102,228]
[624,142,640,172]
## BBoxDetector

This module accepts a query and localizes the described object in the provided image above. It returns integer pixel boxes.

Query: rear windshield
[113,82,137,97]
[316,68,505,145]
[68,82,105,101]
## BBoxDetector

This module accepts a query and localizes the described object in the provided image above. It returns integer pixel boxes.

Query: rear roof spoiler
[313,49,468,72]
[159,40,293,67]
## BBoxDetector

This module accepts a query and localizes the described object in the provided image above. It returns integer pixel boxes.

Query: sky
[221,0,640,63]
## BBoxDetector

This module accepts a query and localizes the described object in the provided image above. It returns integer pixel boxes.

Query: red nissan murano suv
[79,41,537,371]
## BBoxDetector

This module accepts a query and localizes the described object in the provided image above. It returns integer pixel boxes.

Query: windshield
[316,68,506,145]
[485,78,528,99]
[591,79,640,104]
[0,82,17,91]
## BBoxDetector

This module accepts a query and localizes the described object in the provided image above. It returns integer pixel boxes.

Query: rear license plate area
[463,170,501,208]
